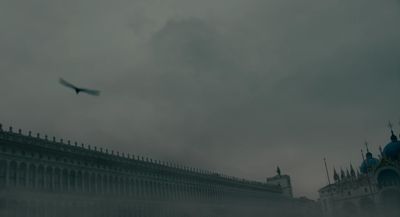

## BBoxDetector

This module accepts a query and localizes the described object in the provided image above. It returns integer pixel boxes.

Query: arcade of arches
[0,128,289,217]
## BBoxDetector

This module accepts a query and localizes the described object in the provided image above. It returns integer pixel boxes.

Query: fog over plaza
[1,0,400,199]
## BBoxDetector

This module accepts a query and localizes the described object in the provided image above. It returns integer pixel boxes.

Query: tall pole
[324,157,331,185]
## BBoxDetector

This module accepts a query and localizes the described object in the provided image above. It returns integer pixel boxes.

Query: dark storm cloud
[1,0,400,198]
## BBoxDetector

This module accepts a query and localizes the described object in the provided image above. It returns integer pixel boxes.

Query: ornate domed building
[319,128,400,217]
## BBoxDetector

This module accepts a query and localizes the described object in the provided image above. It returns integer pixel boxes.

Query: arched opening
[62,169,68,191]
[77,171,83,192]
[170,183,175,199]
[18,163,27,187]
[114,176,119,194]
[9,161,17,187]
[153,181,158,198]
[96,174,102,193]
[90,173,96,193]
[46,166,53,190]
[83,172,89,192]
[124,177,129,195]
[139,180,144,198]
[54,168,61,191]
[69,170,76,191]
[377,169,400,188]
[108,174,113,194]
[37,165,45,189]
[108,175,113,194]
[28,164,36,188]
[135,179,140,197]
[168,183,173,199]
[143,180,148,198]
[102,174,108,194]
[119,177,124,195]
[144,181,152,198]
[129,178,134,196]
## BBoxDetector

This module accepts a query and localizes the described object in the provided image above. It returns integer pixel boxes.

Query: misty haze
[1,0,400,216]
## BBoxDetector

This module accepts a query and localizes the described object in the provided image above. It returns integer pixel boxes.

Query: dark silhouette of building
[0,124,301,217]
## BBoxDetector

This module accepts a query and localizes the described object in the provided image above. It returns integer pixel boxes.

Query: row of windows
[0,136,276,194]
[0,160,267,201]
[0,146,276,195]
[0,147,127,170]
[0,147,227,185]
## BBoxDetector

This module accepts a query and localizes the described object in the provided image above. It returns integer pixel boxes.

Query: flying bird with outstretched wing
[59,78,100,96]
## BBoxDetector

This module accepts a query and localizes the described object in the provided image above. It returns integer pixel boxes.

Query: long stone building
[0,124,299,217]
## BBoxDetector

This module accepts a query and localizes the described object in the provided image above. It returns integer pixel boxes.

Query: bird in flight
[59,78,100,96]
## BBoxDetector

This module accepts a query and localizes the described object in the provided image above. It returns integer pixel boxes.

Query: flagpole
[324,157,331,186]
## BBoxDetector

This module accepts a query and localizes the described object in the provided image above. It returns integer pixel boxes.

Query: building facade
[319,129,400,217]
[0,124,299,217]
[267,173,293,198]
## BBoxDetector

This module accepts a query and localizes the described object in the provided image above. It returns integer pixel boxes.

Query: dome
[383,131,400,160]
[360,153,380,174]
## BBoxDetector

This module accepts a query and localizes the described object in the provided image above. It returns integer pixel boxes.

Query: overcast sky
[1,0,400,199]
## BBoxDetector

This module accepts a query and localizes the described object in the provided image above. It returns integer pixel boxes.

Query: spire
[340,168,345,180]
[346,168,351,179]
[333,168,339,182]
[350,164,356,177]
[388,121,398,142]
[276,166,281,176]
[364,141,371,154]
[379,146,384,159]
[364,141,373,160]
[391,130,398,142]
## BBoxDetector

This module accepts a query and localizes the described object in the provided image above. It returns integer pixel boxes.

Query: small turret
[379,146,384,158]
[340,168,345,180]
[267,167,293,198]
[333,168,339,182]
[360,149,379,174]
[390,129,398,142]
[350,164,356,178]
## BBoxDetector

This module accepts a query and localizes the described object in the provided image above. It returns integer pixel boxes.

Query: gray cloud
[1,0,400,198]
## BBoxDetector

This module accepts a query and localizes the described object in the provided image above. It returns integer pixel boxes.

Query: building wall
[0,127,290,217]
[267,175,293,198]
